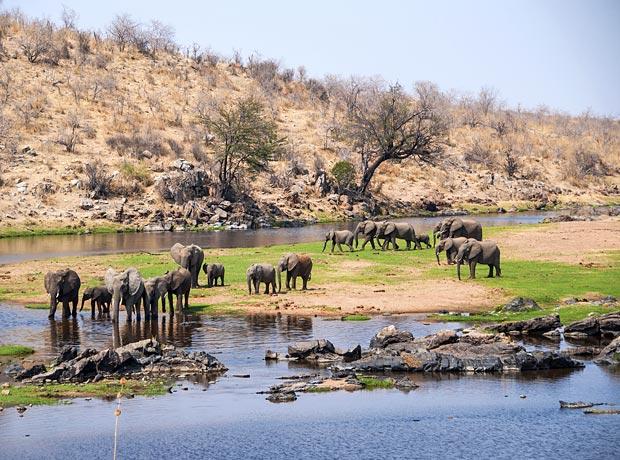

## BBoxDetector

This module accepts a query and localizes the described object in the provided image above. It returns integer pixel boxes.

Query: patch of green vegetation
[358,376,394,390]
[119,160,153,186]
[341,314,371,321]
[0,380,169,407]
[187,303,245,315]
[25,303,48,310]
[0,344,35,356]
[0,224,135,239]
[307,386,334,393]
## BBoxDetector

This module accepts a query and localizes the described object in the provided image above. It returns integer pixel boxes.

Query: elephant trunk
[277,267,283,293]
[457,261,462,280]
[247,275,252,294]
[322,239,328,252]
[80,294,86,311]
[435,248,441,265]
[112,290,121,322]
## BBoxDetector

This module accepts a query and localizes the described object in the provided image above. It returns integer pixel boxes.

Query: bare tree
[56,112,85,152]
[345,81,447,193]
[146,20,175,55]
[61,4,78,29]
[19,20,54,63]
[107,13,138,52]
[477,86,497,116]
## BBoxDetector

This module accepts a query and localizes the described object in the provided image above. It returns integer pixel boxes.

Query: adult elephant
[432,221,443,247]
[105,267,149,322]
[80,286,112,318]
[455,239,501,280]
[353,220,379,250]
[44,269,81,319]
[439,217,482,241]
[322,230,354,253]
[376,222,420,250]
[170,243,205,288]
[277,253,313,292]
[435,237,468,265]
[246,263,277,294]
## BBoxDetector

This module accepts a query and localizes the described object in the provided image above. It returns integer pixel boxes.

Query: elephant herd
[42,218,501,322]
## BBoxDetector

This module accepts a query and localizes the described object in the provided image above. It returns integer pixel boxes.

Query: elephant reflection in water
[47,318,81,354]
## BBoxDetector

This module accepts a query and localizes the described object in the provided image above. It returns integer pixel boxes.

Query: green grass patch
[0,344,35,356]
[0,224,135,239]
[358,376,395,390]
[0,380,169,407]
[341,314,371,321]
[307,386,334,393]
[25,303,48,310]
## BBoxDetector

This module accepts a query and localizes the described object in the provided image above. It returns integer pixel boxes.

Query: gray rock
[80,198,94,210]
[491,315,561,336]
[565,312,620,338]
[369,325,414,349]
[15,364,47,380]
[500,297,541,313]
[266,392,297,403]
[4,363,25,377]
[288,339,336,359]
[594,336,620,365]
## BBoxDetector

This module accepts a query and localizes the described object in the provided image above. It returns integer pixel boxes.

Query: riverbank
[1,219,618,318]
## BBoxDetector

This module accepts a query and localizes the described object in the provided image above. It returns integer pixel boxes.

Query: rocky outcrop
[490,315,561,336]
[594,336,620,365]
[564,312,620,338]
[17,339,226,383]
[369,325,414,349]
[499,297,541,313]
[267,340,362,363]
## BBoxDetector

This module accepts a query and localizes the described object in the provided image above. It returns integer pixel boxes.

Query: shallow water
[1,305,619,460]
[0,211,557,264]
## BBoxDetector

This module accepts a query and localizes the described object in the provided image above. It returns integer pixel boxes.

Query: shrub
[463,139,495,168]
[119,160,153,186]
[106,129,171,158]
[562,148,609,182]
[331,160,355,192]
[84,160,112,198]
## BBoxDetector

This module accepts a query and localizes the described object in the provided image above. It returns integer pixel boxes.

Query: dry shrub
[562,148,609,183]
[84,160,112,198]
[106,128,171,158]
[463,139,495,168]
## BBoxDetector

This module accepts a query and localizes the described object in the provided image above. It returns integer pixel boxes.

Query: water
[1,305,619,460]
[0,211,557,264]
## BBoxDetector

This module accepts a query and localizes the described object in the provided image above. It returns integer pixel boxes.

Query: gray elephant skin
[145,268,192,316]
[354,220,379,250]
[105,267,149,322]
[323,230,354,253]
[170,243,205,288]
[455,239,501,280]
[439,217,483,241]
[435,237,468,265]
[376,222,420,250]
[432,222,442,247]
[247,263,277,294]
[44,268,81,319]
[80,286,112,318]
[416,233,432,249]
[203,263,225,287]
[277,253,313,292]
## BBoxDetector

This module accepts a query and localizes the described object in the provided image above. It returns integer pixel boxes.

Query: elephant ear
[170,243,184,265]
[365,222,376,236]
[104,268,116,294]
[169,271,184,291]
[385,223,396,235]
[450,219,464,234]
[44,272,55,293]
[469,242,482,259]
[287,253,299,271]
[126,268,142,296]
[194,247,205,267]
[444,239,453,251]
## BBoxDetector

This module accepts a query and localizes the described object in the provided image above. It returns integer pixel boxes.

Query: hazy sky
[4,0,619,116]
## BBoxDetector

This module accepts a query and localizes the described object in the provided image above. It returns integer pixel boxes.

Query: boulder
[594,336,620,365]
[369,325,414,349]
[500,297,541,313]
[80,198,94,210]
[52,345,79,366]
[564,312,620,338]
[421,330,459,349]
[490,315,561,336]
[287,339,336,359]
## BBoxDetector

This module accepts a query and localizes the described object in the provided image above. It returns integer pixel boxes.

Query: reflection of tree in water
[111,314,201,349]
[47,318,81,355]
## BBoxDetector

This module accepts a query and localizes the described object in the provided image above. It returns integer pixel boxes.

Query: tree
[199,97,285,199]
[331,160,355,193]
[107,14,138,52]
[345,81,447,194]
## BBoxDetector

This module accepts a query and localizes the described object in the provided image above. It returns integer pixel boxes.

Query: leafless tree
[0,68,11,104]
[18,20,54,63]
[145,20,175,55]
[61,4,78,29]
[345,80,448,193]
[477,86,497,116]
[107,13,138,52]
[503,147,519,178]
[297,65,307,83]
[56,111,84,152]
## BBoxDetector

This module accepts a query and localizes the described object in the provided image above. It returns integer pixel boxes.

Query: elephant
[170,243,205,288]
[246,263,277,294]
[144,275,170,317]
[322,230,354,253]
[203,263,225,287]
[44,269,81,320]
[435,237,468,265]
[415,233,432,249]
[455,239,501,280]
[165,267,192,314]
[432,222,443,247]
[105,267,149,322]
[277,253,313,292]
[439,217,483,241]
[353,220,380,250]
[80,286,112,318]
[376,222,420,250]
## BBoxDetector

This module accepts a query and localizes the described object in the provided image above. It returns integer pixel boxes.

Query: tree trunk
[360,155,385,194]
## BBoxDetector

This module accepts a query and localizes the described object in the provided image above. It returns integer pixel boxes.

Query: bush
[84,160,112,198]
[119,161,153,186]
[331,160,355,192]
[562,148,609,182]
[463,139,495,168]
[106,129,171,158]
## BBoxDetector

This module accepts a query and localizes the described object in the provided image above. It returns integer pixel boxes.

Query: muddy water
[0,211,557,264]
[1,305,619,460]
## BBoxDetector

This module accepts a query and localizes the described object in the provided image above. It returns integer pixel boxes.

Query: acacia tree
[199,97,284,199]
[345,81,448,194]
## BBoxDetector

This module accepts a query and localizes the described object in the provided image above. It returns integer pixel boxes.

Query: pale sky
[4,0,620,116]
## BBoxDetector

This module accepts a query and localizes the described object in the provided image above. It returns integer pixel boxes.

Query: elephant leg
[348,243,353,252]
[370,238,376,250]
[71,296,78,317]
[392,236,399,250]
[286,272,291,290]
[302,276,308,290]
[469,262,476,279]
[161,295,166,314]
[184,290,190,309]
[126,300,133,322]
[292,275,297,290]
[91,299,96,319]
[330,241,335,253]
[176,293,182,313]
[337,243,344,252]
[271,280,276,294]
[496,264,502,277]
[62,300,70,319]
[406,239,411,250]
[48,297,57,319]
[487,265,494,278]
[168,292,174,315]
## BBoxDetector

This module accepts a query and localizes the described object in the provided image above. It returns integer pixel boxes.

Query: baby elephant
[246,263,277,295]
[277,253,313,292]
[322,230,354,253]
[435,237,468,265]
[415,234,432,249]
[455,239,501,280]
[80,286,112,318]
[203,263,225,287]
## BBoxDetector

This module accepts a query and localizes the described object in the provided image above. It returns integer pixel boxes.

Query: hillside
[0,11,619,234]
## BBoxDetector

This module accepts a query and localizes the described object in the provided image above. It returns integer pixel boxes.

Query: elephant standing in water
[105,267,149,322]
[376,222,420,250]
[354,220,380,250]
[80,286,112,318]
[44,269,81,319]
[277,253,313,292]
[435,237,468,265]
[439,217,483,241]
[322,230,354,253]
[145,268,191,316]
[455,239,501,280]
[170,243,205,288]
[247,263,277,294]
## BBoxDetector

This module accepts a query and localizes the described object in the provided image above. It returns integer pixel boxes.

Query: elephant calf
[435,237,468,265]
[247,263,277,295]
[277,253,312,292]
[322,230,354,253]
[80,286,112,318]
[415,234,432,249]
[203,263,225,287]
[455,239,501,280]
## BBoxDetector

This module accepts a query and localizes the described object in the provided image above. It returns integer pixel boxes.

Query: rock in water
[500,297,542,313]
[564,312,620,338]
[594,336,620,365]
[559,401,601,409]
[490,315,561,336]
[287,339,336,359]
[369,325,414,349]
[266,392,297,403]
